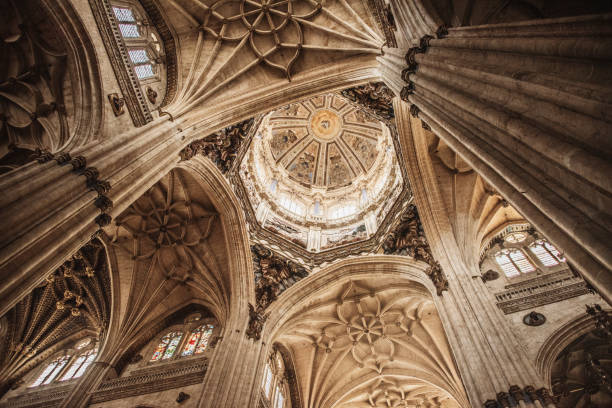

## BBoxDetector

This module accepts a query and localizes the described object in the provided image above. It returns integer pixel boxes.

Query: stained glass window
[150,332,183,362]
[530,240,565,266]
[31,355,71,387]
[182,324,214,356]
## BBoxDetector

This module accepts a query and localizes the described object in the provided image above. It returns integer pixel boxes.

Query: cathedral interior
[0,0,611,407]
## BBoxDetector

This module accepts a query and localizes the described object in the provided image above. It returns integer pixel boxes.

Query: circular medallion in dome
[310,109,342,142]
[266,94,383,189]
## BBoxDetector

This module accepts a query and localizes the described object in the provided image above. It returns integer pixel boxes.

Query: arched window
[529,239,566,266]
[181,324,214,356]
[495,248,535,277]
[60,348,98,381]
[278,194,305,216]
[263,363,273,398]
[150,331,183,361]
[261,350,290,407]
[329,203,357,219]
[30,355,71,387]
[111,5,163,81]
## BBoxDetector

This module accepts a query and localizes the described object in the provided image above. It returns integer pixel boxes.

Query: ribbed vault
[270,271,467,408]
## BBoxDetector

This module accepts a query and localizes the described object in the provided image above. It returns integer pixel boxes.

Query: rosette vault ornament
[201,0,322,80]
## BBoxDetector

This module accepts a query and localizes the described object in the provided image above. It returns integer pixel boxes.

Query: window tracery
[90,0,174,125]
[29,339,98,387]
[482,225,569,280]
[261,350,290,408]
[146,316,219,364]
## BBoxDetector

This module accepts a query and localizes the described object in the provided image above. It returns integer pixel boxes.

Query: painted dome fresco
[239,93,404,255]
[266,94,382,189]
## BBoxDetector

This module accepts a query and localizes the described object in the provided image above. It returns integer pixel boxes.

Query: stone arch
[535,310,610,388]
[0,0,103,160]
[176,156,255,326]
[262,255,470,408]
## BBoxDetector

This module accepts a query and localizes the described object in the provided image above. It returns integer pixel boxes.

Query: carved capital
[95,213,112,227]
[246,303,269,341]
[54,152,72,164]
[70,156,87,171]
[94,195,114,212]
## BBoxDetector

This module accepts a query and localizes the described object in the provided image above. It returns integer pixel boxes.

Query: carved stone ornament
[146,87,158,104]
[176,391,190,403]
[0,239,110,390]
[252,244,309,311]
[481,269,500,282]
[401,35,434,101]
[180,119,254,173]
[523,311,546,326]
[246,303,269,341]
[382,204,449,295]
[340,82,395,121]
[108,93,125,117]
[366,0,397,48]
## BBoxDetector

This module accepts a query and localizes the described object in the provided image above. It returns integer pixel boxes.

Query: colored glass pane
[194,325,214,354]
[162,333,182,359]
[43,356,70,385]
[181,331,201,356]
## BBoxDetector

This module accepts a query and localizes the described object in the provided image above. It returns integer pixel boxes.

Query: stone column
[398,14,612,302]
[197,315,265,408]
[393,100,556,407]
[0,117,184,316]
[58,360,114,408]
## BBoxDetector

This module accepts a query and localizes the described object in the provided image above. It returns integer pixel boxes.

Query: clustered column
[0,117,183,316]
[401,14,612,302]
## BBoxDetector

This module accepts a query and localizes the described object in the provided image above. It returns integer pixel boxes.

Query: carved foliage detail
[180,119,254,173]
[252,244,309,312]
[382,204,448,295]
[340,82,395,122]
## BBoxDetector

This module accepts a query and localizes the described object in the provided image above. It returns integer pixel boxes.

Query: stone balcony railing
[495,269,590,314]
[0,358,208,408]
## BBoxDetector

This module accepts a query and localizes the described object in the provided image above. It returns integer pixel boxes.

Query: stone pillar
[197,317,265,408]
[0,117,184,316]
[58,360,114,408]
[393,100,555,407]
[398,14,612,302]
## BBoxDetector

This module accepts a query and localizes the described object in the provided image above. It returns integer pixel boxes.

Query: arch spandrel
[261,256,469,408]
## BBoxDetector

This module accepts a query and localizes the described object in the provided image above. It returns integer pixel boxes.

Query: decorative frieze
[382,204,449,295]
[366,0,397,48]
[484,385,555,408]
[495,270,590,314]
[180,119,255,173]
[90,358,208,403]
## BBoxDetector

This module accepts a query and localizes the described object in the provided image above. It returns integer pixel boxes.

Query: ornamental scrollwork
[180,119,254,174]
[382,204,448,295]
[340,82,395,122]
[252,244,309,311]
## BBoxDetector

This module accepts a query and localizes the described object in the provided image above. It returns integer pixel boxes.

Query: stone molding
[483,385,554,408]
[494,269,590,314]
[366,0,397,48]
[89,358,208,403]
[31,150,112,229]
